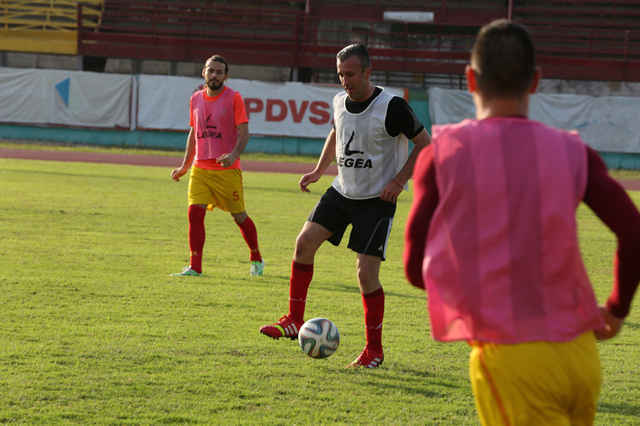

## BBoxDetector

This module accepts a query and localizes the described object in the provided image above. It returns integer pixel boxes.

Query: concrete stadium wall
[0,124,326,155]
[598,152,640,170]
[3,126,640,171]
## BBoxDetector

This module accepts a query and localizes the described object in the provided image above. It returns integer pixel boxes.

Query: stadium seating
[516,1,640,81]
[0,0,102,55]
[1,1,638,83]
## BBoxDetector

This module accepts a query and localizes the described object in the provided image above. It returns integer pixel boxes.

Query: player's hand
[299,171,320,193]
[171,167,188,181]
[380,180,403,204]
[594,304,624,340]
[216,153,237,168]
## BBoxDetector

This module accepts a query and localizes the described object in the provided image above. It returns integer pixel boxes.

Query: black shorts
[308,187,397,260]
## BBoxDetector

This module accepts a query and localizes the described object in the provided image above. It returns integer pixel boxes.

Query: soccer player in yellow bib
[404,20,640,425]
[171,55,264,277]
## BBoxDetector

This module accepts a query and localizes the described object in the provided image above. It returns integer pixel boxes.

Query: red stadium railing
[76,1,640,82]
[311,0,505,24]
[516,0,640,31]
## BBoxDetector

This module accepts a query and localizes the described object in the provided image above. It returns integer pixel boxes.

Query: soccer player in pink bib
[171,55,264,277]
[404,20,640,425]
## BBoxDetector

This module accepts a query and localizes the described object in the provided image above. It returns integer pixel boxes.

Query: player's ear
[202,68,206,78]
[529,66,542,94]
[465,65,477,93]
[364,66,372,80]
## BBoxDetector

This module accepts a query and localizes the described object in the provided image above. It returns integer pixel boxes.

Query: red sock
[188,205,206,274]
[289,261,313,323]
[237,216,262,262]
[362,287,385,353]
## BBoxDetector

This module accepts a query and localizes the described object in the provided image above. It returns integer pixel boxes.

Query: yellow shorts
[469,331,600,426]
[188,166,245,213]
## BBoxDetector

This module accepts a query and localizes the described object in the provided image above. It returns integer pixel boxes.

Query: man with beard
[170,55,264,277]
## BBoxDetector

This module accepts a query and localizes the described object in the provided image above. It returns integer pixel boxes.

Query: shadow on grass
[598,401,640,418]
[329,283,423,300]
[341,366,464,400]
[623,321,639,330]
[385,290,425,300]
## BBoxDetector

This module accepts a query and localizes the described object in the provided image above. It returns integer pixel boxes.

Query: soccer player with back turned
[171,55,264,277]
[404,20,640,425]
[260,44,431,368]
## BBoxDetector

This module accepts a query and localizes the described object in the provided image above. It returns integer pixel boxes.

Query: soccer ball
[298,317,340,359]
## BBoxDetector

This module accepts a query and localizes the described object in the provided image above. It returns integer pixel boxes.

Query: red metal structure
[77,0,640,82]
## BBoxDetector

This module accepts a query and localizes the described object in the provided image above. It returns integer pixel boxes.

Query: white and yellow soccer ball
[298,317,340,359]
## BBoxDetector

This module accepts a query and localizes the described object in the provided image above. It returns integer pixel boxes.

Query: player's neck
[474,93,529,120]
[351,83,376,103]
[364,83,376,100]
[206,85,225,98]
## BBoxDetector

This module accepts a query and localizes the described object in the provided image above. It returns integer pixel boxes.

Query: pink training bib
[425,117,604,343]
[190,87,239,163]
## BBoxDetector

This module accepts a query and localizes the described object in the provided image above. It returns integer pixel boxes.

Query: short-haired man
[171,55,264,277]
[404,20,640,425]
[260,44,431,368]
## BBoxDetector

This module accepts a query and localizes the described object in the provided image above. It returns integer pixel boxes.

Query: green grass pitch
[0,157,639,425]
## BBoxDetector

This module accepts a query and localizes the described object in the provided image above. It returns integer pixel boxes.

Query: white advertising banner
[429,87,640,153]
[0,68,131,128]
[137,74,201,132]
[137,75,406,139]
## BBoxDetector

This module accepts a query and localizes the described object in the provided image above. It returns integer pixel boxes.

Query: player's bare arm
[217,122,249,168]
[380,128,431,204]
[300,129,337,192]
[171,127,197,181]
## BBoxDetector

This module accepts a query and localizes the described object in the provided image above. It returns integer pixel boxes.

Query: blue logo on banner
[55,78,71,106]
[52,76,89,118]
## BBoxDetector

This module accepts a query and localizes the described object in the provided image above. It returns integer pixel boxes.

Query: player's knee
[356,267,379,289]
[232,211,248,224]
[294,232,316,258]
